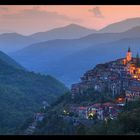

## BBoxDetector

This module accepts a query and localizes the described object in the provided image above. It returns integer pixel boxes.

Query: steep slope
[99,17,140,33]
[0,53,68,134]
[0,33,39,53]
[0,50,24,70]
[30,24,96,42]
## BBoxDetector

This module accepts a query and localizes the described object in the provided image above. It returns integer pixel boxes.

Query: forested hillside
[0,53,68,134]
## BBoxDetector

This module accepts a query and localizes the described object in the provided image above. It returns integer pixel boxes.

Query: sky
[0,5,140,35]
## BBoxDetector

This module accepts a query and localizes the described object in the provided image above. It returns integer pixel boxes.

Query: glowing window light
[88,112,94,117]
[133,75,137,78]
[118,98,122,101]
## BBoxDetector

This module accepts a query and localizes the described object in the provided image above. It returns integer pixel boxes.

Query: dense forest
[0,51,68,134]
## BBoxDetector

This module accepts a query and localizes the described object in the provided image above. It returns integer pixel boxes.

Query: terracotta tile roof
[78,107,87,110]
[103,102,115,107]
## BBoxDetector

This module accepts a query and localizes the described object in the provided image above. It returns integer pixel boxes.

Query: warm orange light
[126,51,132,62]
[118,98,122,101]
[133,75,137,78]
[123,59,127,65]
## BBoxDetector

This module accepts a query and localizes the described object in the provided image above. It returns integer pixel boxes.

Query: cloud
[0,7,83,35]
[32,6,40,10]
[89,7,104,18]
[2,8,81,22]
[0,7,8,11]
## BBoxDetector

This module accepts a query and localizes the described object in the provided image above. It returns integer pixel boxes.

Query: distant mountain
[0,24,96,54]
[0,51,68,134]
[1,17,140,54]
[0,33,39,53]
[2,17,140,53]
[30,24,97,42]
[11,26,140,87]
[99,17,140,33]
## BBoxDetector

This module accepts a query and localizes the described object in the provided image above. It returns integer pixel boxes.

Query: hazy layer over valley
[9,18,140,86]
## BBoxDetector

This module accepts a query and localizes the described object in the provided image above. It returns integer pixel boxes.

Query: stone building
[71,48,140,101]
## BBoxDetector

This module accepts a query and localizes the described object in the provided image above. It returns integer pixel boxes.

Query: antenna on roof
[128,47,131,52]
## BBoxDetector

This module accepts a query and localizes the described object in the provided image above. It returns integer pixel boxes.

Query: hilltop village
[71,48,140,101]
[23,48,140,135]
[68,48,140,121]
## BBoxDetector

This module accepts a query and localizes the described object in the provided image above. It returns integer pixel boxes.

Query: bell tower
[126,47,132,62]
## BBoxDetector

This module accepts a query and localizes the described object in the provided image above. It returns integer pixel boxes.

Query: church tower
[126,47,132,62]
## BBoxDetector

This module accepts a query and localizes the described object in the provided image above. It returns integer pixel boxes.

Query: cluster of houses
[71,48,140,102]
[68,100,124,121]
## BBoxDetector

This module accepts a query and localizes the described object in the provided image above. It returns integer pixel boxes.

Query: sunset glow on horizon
[0,5,140,35]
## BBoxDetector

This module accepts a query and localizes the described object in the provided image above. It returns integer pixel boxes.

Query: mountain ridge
[11,26,140,86]
[29,23,97,42]
[99,17,140,33]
